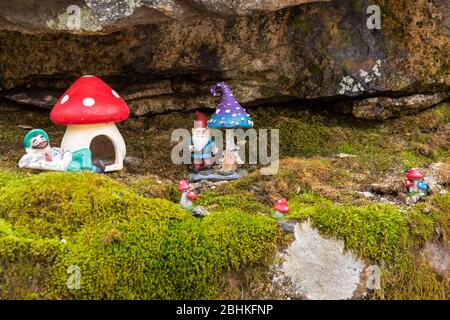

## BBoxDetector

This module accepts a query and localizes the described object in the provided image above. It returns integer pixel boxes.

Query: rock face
[0,0,329,34]
[0,0,448,118]
[336,92,450,120]
[421,241,450,278]
[273,221,367,300]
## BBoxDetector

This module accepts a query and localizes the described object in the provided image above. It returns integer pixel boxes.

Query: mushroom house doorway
[59,123,126,172]
[90,135,116,167]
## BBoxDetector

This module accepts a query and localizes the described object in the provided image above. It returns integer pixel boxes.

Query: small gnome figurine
[18,129,102,172]
[178,179,197,210]
[189,112,218,173]
[273,198,289,219]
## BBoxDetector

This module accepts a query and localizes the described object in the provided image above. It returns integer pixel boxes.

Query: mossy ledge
[1,167,448,299]
[0,172,280,299]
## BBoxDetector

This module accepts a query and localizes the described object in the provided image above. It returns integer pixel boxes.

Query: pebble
[277,219,298,234]
[191,205,209,217]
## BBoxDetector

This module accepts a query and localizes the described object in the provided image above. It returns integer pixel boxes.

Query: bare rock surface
[273,221,366,300]
[0,0,448,118]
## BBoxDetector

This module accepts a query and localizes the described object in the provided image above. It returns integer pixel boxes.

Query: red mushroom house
[50,75,130,172]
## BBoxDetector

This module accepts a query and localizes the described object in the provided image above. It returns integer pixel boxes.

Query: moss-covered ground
[0,100,448,299]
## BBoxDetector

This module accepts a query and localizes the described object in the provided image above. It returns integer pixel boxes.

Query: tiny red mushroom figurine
[405,169,424,194]
[50,75,130,172]
[405,179,414,189]
[178,179,193,209]
[187,190,198,202]
[273,197,289,219]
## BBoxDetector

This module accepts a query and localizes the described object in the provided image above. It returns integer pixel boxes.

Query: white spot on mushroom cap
[112,90,120,98]
[83,97,95,107]
[225,109,231,113]
[60,95,69,104]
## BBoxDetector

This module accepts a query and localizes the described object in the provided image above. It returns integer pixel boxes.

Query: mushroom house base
[60,123,126,172]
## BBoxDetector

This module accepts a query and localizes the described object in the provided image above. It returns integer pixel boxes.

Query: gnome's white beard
[192,133,209,151]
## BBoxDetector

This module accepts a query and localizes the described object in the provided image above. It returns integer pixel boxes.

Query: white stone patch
[112,90,120,98]
[372,59,382,77]
[82,97,95,107]
[339,60,382,94]
[359,70,368,78]
[338,76,364,95]
[60,95,69,104]
[274,221,365,300]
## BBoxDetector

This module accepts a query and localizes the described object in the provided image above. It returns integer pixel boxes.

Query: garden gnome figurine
[189,112,217,173]
[18,129,102,172]
[178,179,196,210]
[273,198,289,219]
[208,82,252,172]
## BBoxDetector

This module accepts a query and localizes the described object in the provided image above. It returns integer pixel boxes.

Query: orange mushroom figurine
[273,197,289,219]
[50,75,130,172]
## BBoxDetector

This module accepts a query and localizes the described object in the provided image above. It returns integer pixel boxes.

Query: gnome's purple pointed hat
[207,82,253,129]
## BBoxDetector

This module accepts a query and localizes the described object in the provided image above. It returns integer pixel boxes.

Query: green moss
[0,170,25,189]
[252,105,449,175]
[399,150,430,169]
[0,218,63,299]
[198,191,269,214]
[0,172,186,239]
[0,171,280,299]
[51,210,279,299]
[128,177,178,202]
[288,196,409,262]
